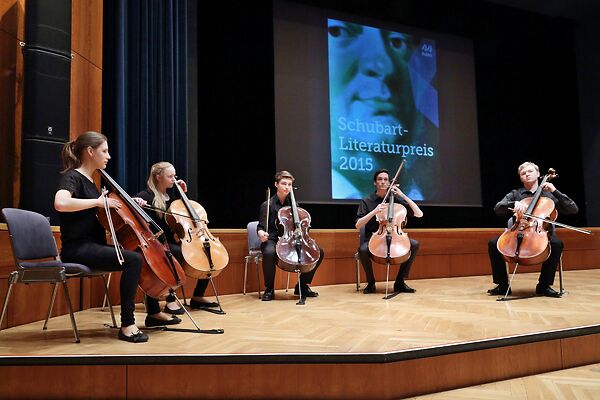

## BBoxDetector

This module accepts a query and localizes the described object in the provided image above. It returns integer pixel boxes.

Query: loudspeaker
[21,49,71,142]
[25,0,72,56]
[20,139,63,224]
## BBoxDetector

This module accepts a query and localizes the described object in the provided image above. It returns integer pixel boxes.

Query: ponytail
[61,131,107,173]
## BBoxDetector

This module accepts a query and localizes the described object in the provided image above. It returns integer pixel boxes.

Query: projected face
[328,20,416,128]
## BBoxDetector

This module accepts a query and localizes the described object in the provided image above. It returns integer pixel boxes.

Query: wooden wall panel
[0,365,126,399]
[71,0,102,67]
[561,334,600,369]
[70,50,102,137]
[0,0,25,40]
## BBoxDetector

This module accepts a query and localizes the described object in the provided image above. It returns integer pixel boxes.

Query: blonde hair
[147,162,175,214]
[518,161,539,174]
[61,131,107,172]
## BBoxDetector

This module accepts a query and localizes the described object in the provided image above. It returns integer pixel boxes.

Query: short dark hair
[275,170,294,183]
[373,168,389,182]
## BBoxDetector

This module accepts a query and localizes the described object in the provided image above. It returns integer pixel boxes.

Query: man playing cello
[355,168,423,294]
[487,161,579,297]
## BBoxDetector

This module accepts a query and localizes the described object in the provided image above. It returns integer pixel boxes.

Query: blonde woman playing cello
[133,162,220,312]
[355,168,423,294]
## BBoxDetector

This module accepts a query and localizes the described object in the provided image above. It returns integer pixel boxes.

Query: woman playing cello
[54,132,178,342]
[355,168,423,294]
[133,162,220,312]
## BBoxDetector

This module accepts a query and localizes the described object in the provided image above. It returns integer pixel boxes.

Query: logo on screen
[421,43,433,57]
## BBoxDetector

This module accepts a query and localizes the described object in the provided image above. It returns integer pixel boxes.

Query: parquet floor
[413,362,600,399]
[0,269,599,357]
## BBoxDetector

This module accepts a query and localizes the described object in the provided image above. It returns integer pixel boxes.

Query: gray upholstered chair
[0,208,116,343]
[243,221,263,298]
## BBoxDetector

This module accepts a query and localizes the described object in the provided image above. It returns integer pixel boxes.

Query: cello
[97,169,186,299]
[496,168,558,266]
[275,186,320,304]
[367,160,411,298]
[166,181,229,280]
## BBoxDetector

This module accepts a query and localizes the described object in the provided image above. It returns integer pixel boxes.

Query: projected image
[328,18,439,200]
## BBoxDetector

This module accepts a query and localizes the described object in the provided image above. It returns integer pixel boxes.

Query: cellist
[133,162,219,312]
[487,161,578,297]
[54,131,176,343]
[355,168,423,294]
[257,171,324,301]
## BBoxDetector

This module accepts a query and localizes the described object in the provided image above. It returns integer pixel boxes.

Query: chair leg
[558,255,565,294]
[243,256,249,295]
[101,272,112,311]
[355,254,361,292]
[100,275,117,328]
[255,257,262,299]
[61,281,80,343]
[0,273,17,331]
[43,283,59,330]
[286,272,290,292]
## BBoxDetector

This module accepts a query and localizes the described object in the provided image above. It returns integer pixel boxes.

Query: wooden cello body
[368,195,411,265]
[496,169,558,265]
[97,170,186,299]
[275,187,320,274]
[166,183,229,280]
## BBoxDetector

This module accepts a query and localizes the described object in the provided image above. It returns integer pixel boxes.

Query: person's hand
[132,197,147,207]
[98,194,122,210]
[177,179,187,192]
[391,184,405,197]
[258,230,269,243]
[541,182,556,192]
[513,200,528,214]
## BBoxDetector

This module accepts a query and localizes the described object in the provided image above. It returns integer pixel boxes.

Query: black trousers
[488,235,563,288]
[146,243,210,314]
[358,238,419,285]
[61,242,142,327]
[260,239,324,290]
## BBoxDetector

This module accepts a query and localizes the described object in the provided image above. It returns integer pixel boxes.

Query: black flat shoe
[488,284,511,296]
[118,329,149,343]
[163,304,186,315]
[536,285,562,298]
[363,282,376,294]
[262,288,275,301]
[294,284,318,298]
[189,298,219,309]
[394,281,416,293]
[144,315,182,328]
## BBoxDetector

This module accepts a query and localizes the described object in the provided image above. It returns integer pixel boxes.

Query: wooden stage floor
[1,269,600,399]
[1,269,599,359]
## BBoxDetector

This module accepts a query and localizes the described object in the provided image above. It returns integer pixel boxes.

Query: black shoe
[294,284,319,298]
[262,288,275,301]
[118,329,149,343]
[363,282,376,294]
[189,298,219,309]
[394,281,416,293]
[144,315,182,328]
[487,284,511,296]
[163,303,186,315]
[536,285,562,298]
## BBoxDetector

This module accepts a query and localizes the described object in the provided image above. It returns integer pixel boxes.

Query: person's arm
[54,189,120,212]
[541,183,579,215]
[493,190,517,216]
[393,187,423,218]
[355,200,384,229]
[257,201,269,242]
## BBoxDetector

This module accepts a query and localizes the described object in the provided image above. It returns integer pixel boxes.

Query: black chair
[0,208,117,343]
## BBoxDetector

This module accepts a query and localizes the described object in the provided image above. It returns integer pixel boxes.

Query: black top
[494,187,579,217]
[257,195,292,241]
[57,169,106,249]
[134,187,180,243]
[355,192,414,241]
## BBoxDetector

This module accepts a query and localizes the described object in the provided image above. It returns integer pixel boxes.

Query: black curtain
[102,0,188,193]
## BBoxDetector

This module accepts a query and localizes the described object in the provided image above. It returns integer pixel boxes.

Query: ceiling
[485,0,600,21]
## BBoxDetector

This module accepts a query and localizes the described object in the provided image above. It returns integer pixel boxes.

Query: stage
[1,270,599,399]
